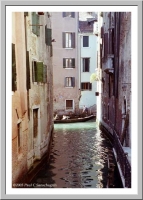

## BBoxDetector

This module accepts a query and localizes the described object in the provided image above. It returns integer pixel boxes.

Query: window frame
[63,58,75,68]
[64,77,75,88]
[83,36,89,47]
[82,58,90,72]
[32,60,47,84]
[81,82,92,91]
[63,32,75,48]
[65,99,74,111]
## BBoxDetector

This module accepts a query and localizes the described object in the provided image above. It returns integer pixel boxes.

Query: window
[64,77,75,87]
[104,33,108,58]
[83,58,90,72]
[12,43,17,91]
[45,25,52,46]
[63,12,75,18]
[63,32,75,48]
[33,109,38,138]
[32,61,47,83]
[81,82,92,91]
[26,51,31,90]
[17,122,22,152]
[83,36,89,47]
[66,100,74,110]
[32,12,40,36]
[63,58,75,68]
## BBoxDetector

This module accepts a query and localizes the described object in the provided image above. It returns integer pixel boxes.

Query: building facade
[12,12,54,185]
[78,17,98,114]
[51,12,79,116]
[96,12,131,187]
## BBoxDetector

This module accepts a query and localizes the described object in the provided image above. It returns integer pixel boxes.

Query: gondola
[54,114,96,124]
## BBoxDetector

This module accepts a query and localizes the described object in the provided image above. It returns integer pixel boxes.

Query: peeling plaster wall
[12,12,54,184]
[12,12,28,184]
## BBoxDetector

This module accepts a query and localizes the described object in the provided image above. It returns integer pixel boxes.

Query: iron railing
[113,131,131,188]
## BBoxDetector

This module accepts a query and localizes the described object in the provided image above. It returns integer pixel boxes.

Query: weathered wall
[99,12,131,147]
[26,12,53,168]
[12,12,54,184]
[12,12,28,184]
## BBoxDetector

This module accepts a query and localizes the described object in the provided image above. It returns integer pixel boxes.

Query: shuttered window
[83,36,89,47]
[108,28,114,55]
[64,77,75,87]
[104,33,108,58]
[45,25,52,46]
[32,12,40,36]
[26,51,31,90]
[63,12,75,18]
[32,61,47,83]
[12,43,17,91]
[33,108,38,138]
[36,62,43,82]
[63,32,75,48]
[101,26,104,38]
[17,122,22,152]
[63,58,75,68]
[83,58,90,72]
[81,82,92,91]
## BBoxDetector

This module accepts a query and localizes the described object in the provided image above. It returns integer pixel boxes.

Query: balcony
[104,57,114,74]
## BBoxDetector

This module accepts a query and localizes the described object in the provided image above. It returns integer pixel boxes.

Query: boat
[54,114,96,124]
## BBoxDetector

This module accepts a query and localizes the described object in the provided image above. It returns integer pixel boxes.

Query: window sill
[65,87,74,88]
[33,82,44,86]
[64,48,74,50]
[64,68,74,69]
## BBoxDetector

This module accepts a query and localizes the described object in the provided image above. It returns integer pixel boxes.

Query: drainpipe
[78,33,82,111]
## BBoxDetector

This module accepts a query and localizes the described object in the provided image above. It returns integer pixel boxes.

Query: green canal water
[30,119,122,188]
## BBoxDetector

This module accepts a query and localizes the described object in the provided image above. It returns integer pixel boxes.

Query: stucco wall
[79,33,97,108]
[12,12,28,184]
[51,12,79,114]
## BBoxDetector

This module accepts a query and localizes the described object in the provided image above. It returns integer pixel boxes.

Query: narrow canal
[30,119,122,188]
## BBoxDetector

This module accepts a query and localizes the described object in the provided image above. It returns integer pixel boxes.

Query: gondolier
[82,105,88,115]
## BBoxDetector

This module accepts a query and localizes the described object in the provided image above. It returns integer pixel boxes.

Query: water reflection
[31,120,113,188]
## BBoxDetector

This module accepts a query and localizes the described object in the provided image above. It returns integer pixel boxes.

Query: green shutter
[36,14,40,36]
[45,25,47,44]
[32,12,37,35]
[26,51,31,90]
[47,28,52,46]
[43,65,47,83]
[12,43,17,91]
[32,12,40,36]
[36,62,43,82]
